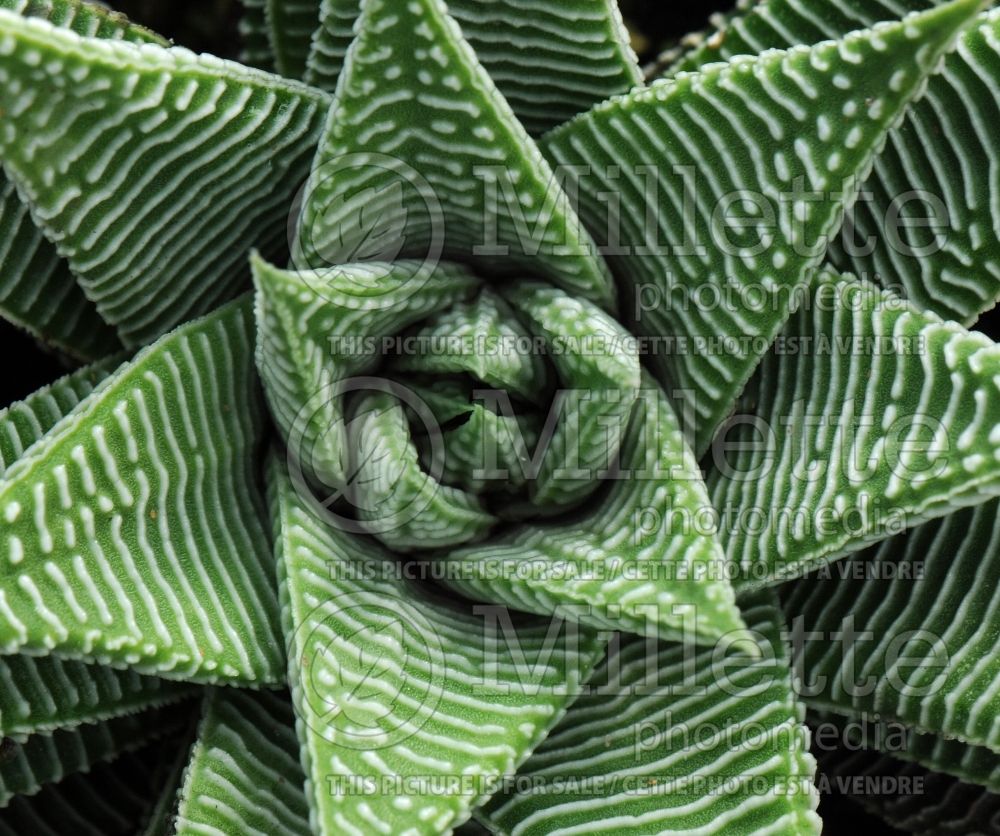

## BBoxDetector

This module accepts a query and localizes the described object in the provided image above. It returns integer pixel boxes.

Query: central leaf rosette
[254,253,748,646]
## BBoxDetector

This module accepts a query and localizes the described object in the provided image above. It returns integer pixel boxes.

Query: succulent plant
[1,0,1000,833]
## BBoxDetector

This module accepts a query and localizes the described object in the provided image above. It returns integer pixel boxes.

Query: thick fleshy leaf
[263,0,318,79]
[239,0,275,70]
[0,704,186,807]
[0,0,165,359]
[294,0,615,311]
[436,371,747,645]
[252,255,479,488]
[810,709,1000,792]
[663,0,1000,327]
[541,0,984,453]
[814,743,1000,834]
[269,455,605,835]
[0,742,174,835]
[481,592,821,835]
[0,358,193,742]
[0,298,284,684]
[780,497,1000,753]
[709,271,1000,588]
[174,689,309,835]
[0,11,330,347]
[305,0,641,135]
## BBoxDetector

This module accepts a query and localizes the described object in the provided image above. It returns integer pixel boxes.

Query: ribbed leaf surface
[541,0,983,453]
[264,0,318,78]
[0,0,165,358]
[810,710,1000,792]
[780,497,1000,752]
[0,298,283,683]
[437,371,748,644]
[664,0,1000,327]
[239,0,275,70]
[0,11,330,347]
[294,0,615,311]
[0,705,185,807]
[709,271,1000,588]
[174,689,309,835]
[0,743,169,835]
[269,456,605,835]
[482,592,821,835]
[305,0,641,135]
[815,744,1000,835]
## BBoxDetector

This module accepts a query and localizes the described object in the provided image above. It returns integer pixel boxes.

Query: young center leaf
[269,454,606,835]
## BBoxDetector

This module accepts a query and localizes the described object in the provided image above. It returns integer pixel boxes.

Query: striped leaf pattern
[0,356,196,743]
[0,0,165,359]
[0,11,330,347]
[541,0,983,454]
[0,298,284,684]
[174,689,309,835]
[780,496,1000,752]
[481,592,821,835]
[814,743,1000,834]
[664,0,1000,327]
[264,0,318,78]
[0,704,185,807]
[252,256,479,489]
[437,371,748,645]
[0,742,173,835]
[810,709,1000,792]
[269,455,606,835]
[294,0,615,311]
[239,0,275,70]
[304,0,641,135]
[708,271,1000,588]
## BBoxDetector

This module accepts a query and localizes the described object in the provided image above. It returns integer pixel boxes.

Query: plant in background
[0,0,999,834]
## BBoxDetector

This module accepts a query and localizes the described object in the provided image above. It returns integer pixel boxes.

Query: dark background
[0,4,982,831]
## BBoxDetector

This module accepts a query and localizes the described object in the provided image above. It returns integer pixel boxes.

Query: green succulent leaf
[0,0,166,359]
[263,0,318,79]
[810,709,1000,792]
[269,454,606,835]
[252,255,479,489]
[304,0,640,135]
[709,270,1000,588]
[780,496,1000,752]
[542,0,984,453]
[239,0,275,70]
[0,703,186,807]
[0,358,192,741]
[174,688,310,835]
[0,298,284,683]
[0,10,330,347]
[294,0,616,311]
[481,591,821,835]
[665,0,1000,327]
[436,371,747,645]
[0,742,173,835]
[814,742,1000,834]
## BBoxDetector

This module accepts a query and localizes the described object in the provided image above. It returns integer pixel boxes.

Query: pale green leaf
[709,271,1000,588]
[780,497,1000,752]
[0,11,330,347]
[269,454,606,835]
[541,0,984,453]
[481,592,821,835]
[174,688,309,836]
[0,298,284,684]
[304,0,641,135]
